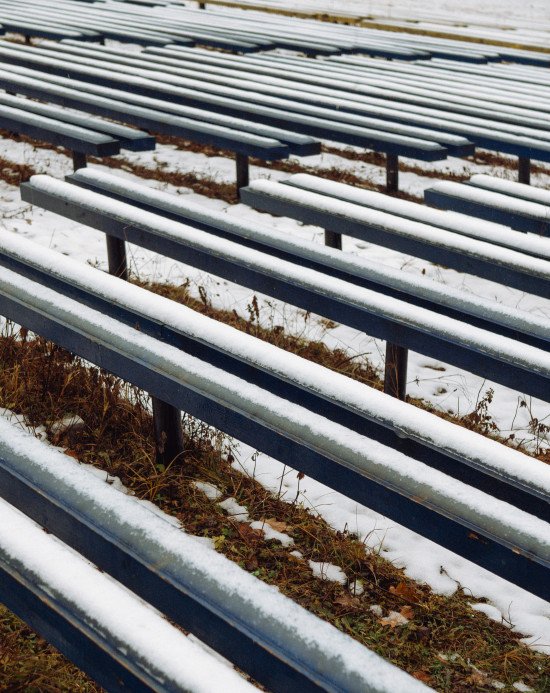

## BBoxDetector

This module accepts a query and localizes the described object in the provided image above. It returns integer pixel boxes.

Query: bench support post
[386,153,399,193]
[72,152,87,172]
[518,156,531,185]
[103,234,184,466]
[106,236,128,281]
[152,396,186,467]
[383,342,408,400]
[324,230,342,250]
[236,153,249,197]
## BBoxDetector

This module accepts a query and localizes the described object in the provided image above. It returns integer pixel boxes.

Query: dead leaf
[379,610,409,628]
[334,593,360,608]
[412,671,432,684]
[244,557,259,571]
[264,517,291,533]
[464,672,487,686]
[400,605,415,620]
[389,581,421,603]
[236,522,262,544]
[64,449,79,459]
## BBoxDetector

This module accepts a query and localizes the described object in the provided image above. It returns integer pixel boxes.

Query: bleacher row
[3,0,550,64]
[2,165,549,691]
[0,1,548,690]
[0,35,550,190]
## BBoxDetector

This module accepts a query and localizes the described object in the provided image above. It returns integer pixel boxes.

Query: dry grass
[0,116,549,692]
[134,278,549,463]
[0,605,103,692]
[0,327,547,692]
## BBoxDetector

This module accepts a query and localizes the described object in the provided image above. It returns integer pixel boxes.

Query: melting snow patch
[369,604,383,617]
[217,497,250,521]
[308,560,347,585]
[49,414,85,435]
[470,602,504,622]
[250,520,294,547]
[192,480,222,500]
[380,610,410,627]
[349,579,364,596]
[513,683,533,692]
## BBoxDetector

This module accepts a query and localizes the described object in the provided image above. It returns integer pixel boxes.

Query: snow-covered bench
[0,4,193,48]
[0,419,428,693]
[2,223,548,520]
[21,173,550,407]
[0,40,458,192]
[239,176,550,298]
[0,91,155,170]
[258,172,550,260]
[425,175,550,236]
[0,49,314,195]
[136,42,550,184]
[0,233,547,608]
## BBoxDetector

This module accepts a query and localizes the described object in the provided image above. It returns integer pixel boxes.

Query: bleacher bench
[18,171,550,522]
[425,174,550,236]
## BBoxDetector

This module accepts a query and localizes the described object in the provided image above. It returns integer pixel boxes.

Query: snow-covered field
[0,0,549,669]
[231,0,550,24]
[2,126,549,654]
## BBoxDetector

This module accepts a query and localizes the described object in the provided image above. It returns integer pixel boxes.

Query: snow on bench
[0,40,452,192]
[0,254,547,602]
[1,228,547,520]
[281,173,550,261]
[240,178,550,299]
[21,174,550,407]
[425,180,550,236]
[0,498,254,693]
[0,91,155,153]
[64,167,550,334]
[0,59,322,195]
[0,91,154,169]
[152,44,550,182]
[0,418,427,692]
[40,38,474,161]
[469,174,550,206]
[0,99,123,167]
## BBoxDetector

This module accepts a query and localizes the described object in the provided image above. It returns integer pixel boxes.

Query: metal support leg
[236,153,249,197]
[324,230,342,250]
[518,156,531,185]
[198,1,206,7]
[383,342,408,400]
[152,397,186,467]
[72,151,87,171]
[106,236,128,281]
[104,236,185,465]
[386,153,399,193]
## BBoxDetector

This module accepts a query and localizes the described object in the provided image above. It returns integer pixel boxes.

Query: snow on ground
[0,57,548,652]
[223,0,550,25]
